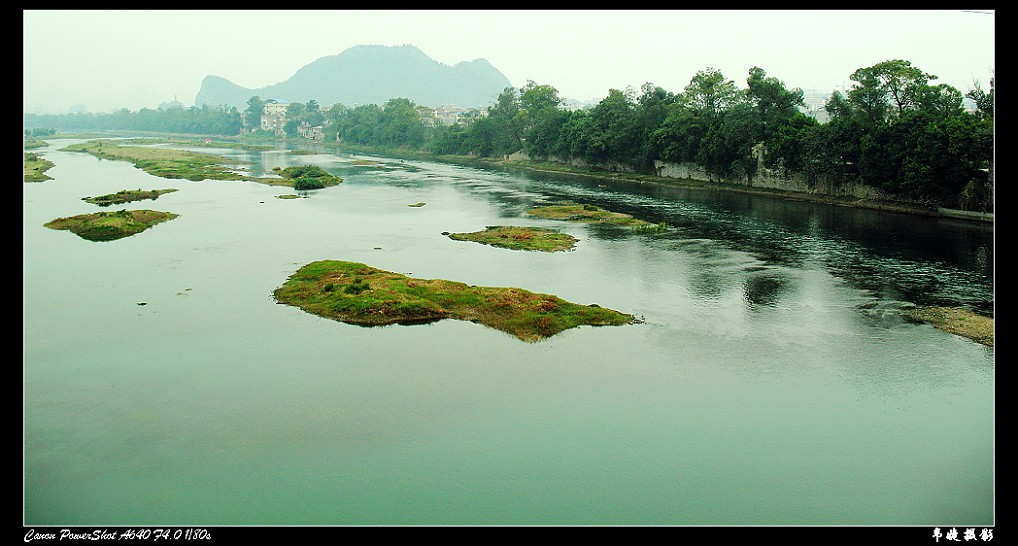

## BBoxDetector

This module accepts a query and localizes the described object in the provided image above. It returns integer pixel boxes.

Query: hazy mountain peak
[195,44,512,109]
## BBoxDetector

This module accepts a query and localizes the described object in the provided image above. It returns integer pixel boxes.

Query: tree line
[24,59,993,211]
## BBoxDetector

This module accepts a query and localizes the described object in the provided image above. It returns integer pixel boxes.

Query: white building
[261,99,290,134]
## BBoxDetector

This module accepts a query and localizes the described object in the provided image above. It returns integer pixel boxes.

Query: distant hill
[194,44,513,110]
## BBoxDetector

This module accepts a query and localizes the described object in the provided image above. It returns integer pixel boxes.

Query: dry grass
[905,306,993,347]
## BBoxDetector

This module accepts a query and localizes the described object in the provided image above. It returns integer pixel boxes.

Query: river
[23,139,994,526]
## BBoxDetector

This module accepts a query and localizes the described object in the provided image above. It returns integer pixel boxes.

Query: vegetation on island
[273,260,638,342]
[61,140,249,181]
[82,188,178,206]
[263,164,342,190]
[905,306,993,347]
[44,209,179,241]
[24,152,55,182]
[525,203,668,233]
[113,136,277,152]
[526,202,648,226]
[448,226,578,252]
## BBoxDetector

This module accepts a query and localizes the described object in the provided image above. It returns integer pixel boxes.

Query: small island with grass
[448,226,578,252]
[273,260,638,342]
[904,306,993,347]
[44,209,179,241]
[62,140,249,181]
[526,202,667,233]
[82,188,178,206]
[258,165,343,189]
[24,152,55,182]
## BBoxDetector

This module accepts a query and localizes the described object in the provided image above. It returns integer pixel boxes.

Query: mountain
[194,44,513,110]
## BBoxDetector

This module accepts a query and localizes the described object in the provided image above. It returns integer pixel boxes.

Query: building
[297,122,325,141]
[261,99,290,135]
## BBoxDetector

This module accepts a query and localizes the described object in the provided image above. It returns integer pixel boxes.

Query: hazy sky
[23,9,995,114]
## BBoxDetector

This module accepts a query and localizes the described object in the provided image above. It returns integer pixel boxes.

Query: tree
[485,87,524,157]
[966,77,994,120]
[632,83,677,171]
[849,59,934,118]
[653,102,709,165]
[824,90,853,121]
[745,67,805,142]
[244,96,264,130]
[682,68,741,120]
[847,69,890,126]
[519,81,567,158]
[587,87,640,167]
[915,84,965,120]
[698,103,760,181]
[381,98,425,148]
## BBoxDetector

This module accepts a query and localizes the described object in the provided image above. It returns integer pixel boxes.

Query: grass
[904,306,993,347]
[24,152,55,182]
[526,202,652,228]
[44,209,179,241]
[82,188,178,206]
[114,137,278,152]
[61,140,250,181]
[257,164,342,189]
[448,226,578,252]
[273,260,638,342]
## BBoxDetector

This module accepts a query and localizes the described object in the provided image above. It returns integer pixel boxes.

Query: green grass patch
[44,209,179,241]
[448,226,578,252]
[526,202,651,228]
[24,152,55,182]
[257,164,342,189]
[82,188,178,206]
[904,306,993,347]
[273,260,638,342]
[61,140,249,181]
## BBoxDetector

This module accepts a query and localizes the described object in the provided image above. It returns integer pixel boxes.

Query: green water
[23,140,993,525]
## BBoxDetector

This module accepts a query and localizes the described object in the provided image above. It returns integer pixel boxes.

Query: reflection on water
[23,139,992,526]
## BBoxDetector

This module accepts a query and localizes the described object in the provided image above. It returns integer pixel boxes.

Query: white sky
[23,9,995,114]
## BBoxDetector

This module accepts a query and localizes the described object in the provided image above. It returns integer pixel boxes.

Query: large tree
[681,68,741,120]
[850,59,935,117]
[519,81,568,158]
[745,67,805,142]
[244,96,264,130]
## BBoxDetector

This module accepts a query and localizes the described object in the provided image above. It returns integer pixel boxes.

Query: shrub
[293,176,326,190]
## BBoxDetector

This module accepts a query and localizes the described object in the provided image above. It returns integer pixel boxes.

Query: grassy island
[448,226,578,252]
[61,140,249,181]
[905,306,993,347]
[44,209,178,241]
[83,188,178,206]
[273,260,638,342]
[24,152,55,182]
[527,202,655,228]
[257,165,343,189]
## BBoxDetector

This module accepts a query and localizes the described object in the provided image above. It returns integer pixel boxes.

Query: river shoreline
[333,144,994,224]
[35,132,992,224]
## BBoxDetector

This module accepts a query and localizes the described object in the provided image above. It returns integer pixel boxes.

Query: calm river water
[23,139,994,526]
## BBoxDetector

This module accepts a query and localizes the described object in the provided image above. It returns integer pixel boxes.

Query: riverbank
[328,143,992,224]
[35,133,991,223]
